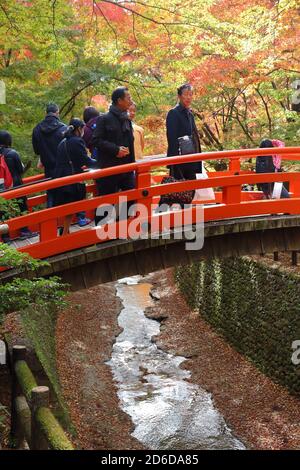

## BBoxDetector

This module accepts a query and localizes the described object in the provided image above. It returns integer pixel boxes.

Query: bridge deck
[9,221,96,249]
[8,205,272,250]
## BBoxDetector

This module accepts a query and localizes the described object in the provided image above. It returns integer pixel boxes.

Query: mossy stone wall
[21,305,72,429]
[175,257,300,395]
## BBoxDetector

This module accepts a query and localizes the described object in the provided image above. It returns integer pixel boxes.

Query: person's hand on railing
[117,146,130,158]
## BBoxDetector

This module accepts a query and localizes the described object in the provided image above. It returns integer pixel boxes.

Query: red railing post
[229,157,241,173]
[40,219,57,242]
[136,162,153,221]
[289,174,300,198]
[222,184,241,205]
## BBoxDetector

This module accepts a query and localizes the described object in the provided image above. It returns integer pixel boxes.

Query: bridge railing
[2,147,299,211]
[1,148,300,260]
[10,345,73,450]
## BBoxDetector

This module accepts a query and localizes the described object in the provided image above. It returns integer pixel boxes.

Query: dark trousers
[95,171,136,225]
[18,196,28,214]
[47,189,56,208]
[50,188,86,221]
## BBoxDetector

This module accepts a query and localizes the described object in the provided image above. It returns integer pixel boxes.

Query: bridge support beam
[2,216,300,291]
[292,251,298,266]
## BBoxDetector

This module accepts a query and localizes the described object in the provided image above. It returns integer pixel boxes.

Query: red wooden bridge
[1,148,300,289]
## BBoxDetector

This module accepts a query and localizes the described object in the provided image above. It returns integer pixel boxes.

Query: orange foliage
[189,49,272,93]
[140,114,167,155]
[96,1,127,22]
[209,0,275,21]
[91,94,109,110]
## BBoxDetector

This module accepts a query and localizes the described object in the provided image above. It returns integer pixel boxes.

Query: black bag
[178,135,196,155]
[256,154,276,195]
[159,175,194,207]
[177,111,197,155]
[256,155,275,174]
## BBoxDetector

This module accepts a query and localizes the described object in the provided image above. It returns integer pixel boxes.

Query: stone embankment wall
[175,257,300,395]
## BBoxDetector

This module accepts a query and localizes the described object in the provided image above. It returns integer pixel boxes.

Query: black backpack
[256,155,275,174]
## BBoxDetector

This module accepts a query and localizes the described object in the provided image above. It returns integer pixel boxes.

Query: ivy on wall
[175,257,300,395]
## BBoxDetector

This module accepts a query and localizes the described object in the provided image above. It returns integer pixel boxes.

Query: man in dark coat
[32,103,67,207]
[166,84,202,180]
[91,86,135,225]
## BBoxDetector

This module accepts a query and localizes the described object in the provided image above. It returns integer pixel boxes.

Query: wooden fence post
[15,396,31,449]
[273,252,279,261]
[292,251,298,266]
[31,386,49,450]
[10,345,26,446]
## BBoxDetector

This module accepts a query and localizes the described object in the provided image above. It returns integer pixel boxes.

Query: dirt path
[56,283,143,450]
[146,269,300,450]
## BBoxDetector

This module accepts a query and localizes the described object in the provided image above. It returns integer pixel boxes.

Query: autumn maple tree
[0,0,300,160]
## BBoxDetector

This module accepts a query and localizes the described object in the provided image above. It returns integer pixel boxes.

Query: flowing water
[107,276,245,450]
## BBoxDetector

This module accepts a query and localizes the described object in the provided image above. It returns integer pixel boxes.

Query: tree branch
[60,80,96,117]
[51,0,59,49]
[93,1,119,50]
[255,87,273,134]
[100,0,188,26]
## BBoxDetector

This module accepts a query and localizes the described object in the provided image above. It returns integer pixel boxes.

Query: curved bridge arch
[1,148,300,289]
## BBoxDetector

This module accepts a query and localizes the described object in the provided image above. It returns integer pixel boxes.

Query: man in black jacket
[92,87,135,225]
[32,103,67,208]
[166,84,202,180]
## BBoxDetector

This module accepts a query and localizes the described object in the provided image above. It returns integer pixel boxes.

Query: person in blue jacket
[54,119,97,236]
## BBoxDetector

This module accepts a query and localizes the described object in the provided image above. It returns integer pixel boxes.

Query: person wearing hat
[54,118,97,236]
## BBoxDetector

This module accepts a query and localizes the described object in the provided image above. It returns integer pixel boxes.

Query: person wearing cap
[32,103,67,208]
[54,118,97,236]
